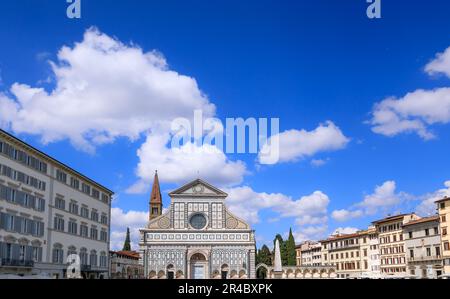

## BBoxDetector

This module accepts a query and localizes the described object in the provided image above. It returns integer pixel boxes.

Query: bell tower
[149,171,162,221]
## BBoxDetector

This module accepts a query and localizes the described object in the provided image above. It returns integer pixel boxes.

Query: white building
[403,216,444,279]
[139,174,256,279]
[367,226,381,278]
[0,129,113,279]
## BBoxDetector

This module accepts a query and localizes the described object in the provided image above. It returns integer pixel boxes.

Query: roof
[403,216,439,227]
[110,250,140,259]
[435,197,450,204]
[320,230,369,243]
[0,129,113,194]
[150,171,162,204]
[169,178,228,197]
[371,213,412,225]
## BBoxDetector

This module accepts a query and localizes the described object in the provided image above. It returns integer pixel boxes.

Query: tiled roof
[435,197,450,203]
[111,250,140,259]
[371,213,411,224]
[403,216,439,227]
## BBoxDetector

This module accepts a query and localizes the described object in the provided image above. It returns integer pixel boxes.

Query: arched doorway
[167,264,175,280]
[190,253,208,279]
[221,264,229,279]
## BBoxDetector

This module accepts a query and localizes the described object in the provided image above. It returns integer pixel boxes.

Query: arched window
[99,251,107,268]
[52,243,64,264]
[79,248,88,265]
[90,250,98,267]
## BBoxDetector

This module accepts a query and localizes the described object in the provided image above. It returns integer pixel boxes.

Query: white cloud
[425,46,450,78]
[310,158,329,167]
[416,181,450,216]
[258,121,349,165]
[358,181,402,214]
[225,186,330,226]
[369,88,450,140]
[294,225,329,242]
[331,209,363,222]
[330,181,405,224]
[370,46,450,140]
[110,207,148,251]
[0,27,215,152]
[127,132,247,193]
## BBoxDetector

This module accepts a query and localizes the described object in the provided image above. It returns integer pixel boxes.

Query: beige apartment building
[372,213,421,278]
[295,241,322,267]
[0,129,113,279]
[436,197,450,275]
[320,230,370,279]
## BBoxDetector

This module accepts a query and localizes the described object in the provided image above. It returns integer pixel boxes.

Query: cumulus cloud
[225,186,329,225]
[258,121,349,165]
[0,27,215,152]
[416,181,450,216]
[110,207,149,251]
[331,181,406,224]
[425,46,450,78]
[370,46,450,140]
[126,132,247,193]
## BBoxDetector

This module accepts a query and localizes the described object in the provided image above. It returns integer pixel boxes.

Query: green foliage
[286,228,297,266]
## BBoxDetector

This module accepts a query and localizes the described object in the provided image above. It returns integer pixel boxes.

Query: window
[90,250,98,266]
[55,198,65,210]
[80,248,88,265]
[80,225,88,238]
[100,253,107,268]
[90,227,98,240]
[91,210,99,222]
[408,231,413,239]
[101,194,109,203]
[441,202,446,210]
[100,230,108,242]
[434,227,439,235]
[82,183,91,195]
[68,221,77,235]
[443,228,448,236]
[69,202,79,215]
[443,215,447,223]
[92,189,100,199]
[54,217,65,232]
[100,214,108,225]
[425,229,429,236]
[56,170,67,183]
[81,207,89,218]
[426,248,431,257]
[410,250,414,259]
[444,242,450,251]
[436,246,441,257]
[70,177,80,189]
[189,213,207,230]
[52,245,64,264]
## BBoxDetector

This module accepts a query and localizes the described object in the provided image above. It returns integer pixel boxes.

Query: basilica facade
[139,172,256,279]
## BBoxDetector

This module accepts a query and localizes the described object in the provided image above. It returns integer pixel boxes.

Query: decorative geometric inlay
[158,217,170,229]
[226,217,238,229]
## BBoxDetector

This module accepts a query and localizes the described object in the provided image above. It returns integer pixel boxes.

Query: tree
[122,227,131,251]
[258,245,272,265]
[286,228,297,266]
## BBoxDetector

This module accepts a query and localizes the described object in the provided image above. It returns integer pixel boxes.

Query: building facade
[320,230,371,279]
[295,241,322,267]
[436,197,450,274]
[110,251,144,279]
[140,175,256,279]
[0,130,113,279]
[403,216,443,279]
[367,226,381,278]
[373,213,421,278]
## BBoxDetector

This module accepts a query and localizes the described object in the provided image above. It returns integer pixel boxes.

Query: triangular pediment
[169,179,228,197]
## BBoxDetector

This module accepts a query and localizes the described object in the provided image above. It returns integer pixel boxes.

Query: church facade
[139,173,256,279]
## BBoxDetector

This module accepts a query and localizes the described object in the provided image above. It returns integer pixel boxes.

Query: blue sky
[1,0,450,249]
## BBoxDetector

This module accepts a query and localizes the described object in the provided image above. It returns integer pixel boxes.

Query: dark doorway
[221,271,228,279]
[167,271,175,279]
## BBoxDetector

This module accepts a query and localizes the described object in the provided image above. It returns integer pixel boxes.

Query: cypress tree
[122,227,131,251]
[286,228,297,266]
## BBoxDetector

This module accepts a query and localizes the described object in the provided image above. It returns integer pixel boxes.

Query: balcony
[0,258,34,268]
[408,256,442,263]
